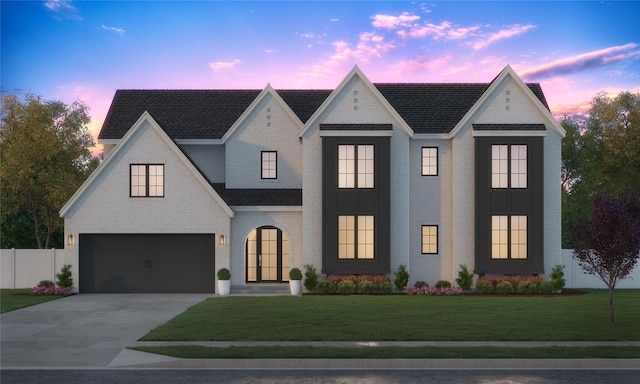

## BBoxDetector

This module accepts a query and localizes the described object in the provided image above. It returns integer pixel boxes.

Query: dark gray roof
[212,184,302,206]
[320,124,392,131]
[99,83,549,139]
[473,124,546,131]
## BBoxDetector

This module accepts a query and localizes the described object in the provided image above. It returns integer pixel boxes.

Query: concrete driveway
[1,294,210,368]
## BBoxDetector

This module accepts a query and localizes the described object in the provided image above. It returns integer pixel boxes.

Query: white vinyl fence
[1,249,66,289]
[560,249,639,289]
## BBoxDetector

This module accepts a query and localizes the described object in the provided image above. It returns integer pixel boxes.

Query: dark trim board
[474,137,544,275]
[79,233,215,293]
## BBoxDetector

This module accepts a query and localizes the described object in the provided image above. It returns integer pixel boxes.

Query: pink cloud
[520,43,640,80]
[208,59,241,72]
[391,54,454,74]
[471,24,536,50]
[397,21,480,41]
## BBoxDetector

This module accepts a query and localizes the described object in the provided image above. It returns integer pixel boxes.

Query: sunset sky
[2,1,639,155]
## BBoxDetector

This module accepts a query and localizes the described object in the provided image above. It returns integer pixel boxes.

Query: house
[60,65,565,293]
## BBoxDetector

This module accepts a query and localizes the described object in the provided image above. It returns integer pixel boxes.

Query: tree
[0,94,99,249]
[561,91,640,247]
[571,192,640,323]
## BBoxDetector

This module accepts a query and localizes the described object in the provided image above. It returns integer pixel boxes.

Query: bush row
[475,276,554,294]
[314,275,392,295]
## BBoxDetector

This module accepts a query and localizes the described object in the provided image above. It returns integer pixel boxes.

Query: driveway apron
[1,294,210,368]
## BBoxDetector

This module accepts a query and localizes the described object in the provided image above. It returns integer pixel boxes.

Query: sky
[2,1,639,155]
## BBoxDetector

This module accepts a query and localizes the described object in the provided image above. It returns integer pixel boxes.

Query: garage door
[79,234,215,293]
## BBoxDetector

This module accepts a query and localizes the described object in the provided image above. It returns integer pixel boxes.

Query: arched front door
[246,226,290,283]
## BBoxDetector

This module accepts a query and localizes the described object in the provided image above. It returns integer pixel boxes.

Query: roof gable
[449,65,565,138]
[298,66,414,138]
[61,111,234,218]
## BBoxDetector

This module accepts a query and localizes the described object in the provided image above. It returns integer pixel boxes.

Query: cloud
[101,25,125,34]
[44,0,82,20]
[397,21,480,41]
[391,54,454,74]
[209,59,241,72]
[371,12,420,29]
[520,43,640,80]
[471,24,536,50]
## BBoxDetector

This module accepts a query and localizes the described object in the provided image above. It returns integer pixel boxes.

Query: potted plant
[217,267,231,296]
[289,267,303,296]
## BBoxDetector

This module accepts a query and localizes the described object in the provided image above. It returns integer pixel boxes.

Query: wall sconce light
[67,234,75,246]
[219,235,225,246]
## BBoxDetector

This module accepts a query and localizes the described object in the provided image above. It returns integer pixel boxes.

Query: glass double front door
[246,227,290,282]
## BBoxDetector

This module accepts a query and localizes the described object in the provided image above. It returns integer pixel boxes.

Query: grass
[0,289,68,314]
[141,290,640,342]
[131,345,640,359]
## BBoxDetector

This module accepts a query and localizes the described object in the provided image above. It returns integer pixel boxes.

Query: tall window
[491,215,527,259]
[421,147,438,176]
[492,144,527,188]
[130,164,164,197]
[338,144,374,188]
[338,215,374,259]
[421,225,438,254]
[261,151,277,179]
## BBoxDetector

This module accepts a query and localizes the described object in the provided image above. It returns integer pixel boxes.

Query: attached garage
[79,234,215,293]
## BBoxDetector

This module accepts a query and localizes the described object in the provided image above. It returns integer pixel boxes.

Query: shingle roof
[473,124,546,131]
[212,184,302,206]
[98,83,549,139]
[320,124,392,131]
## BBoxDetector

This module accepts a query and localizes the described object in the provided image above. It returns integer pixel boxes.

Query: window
[338,215,374,259]
[491,215,527,259]
[261,151,277,179]
[421,225,438,254]
[492,144,527,188]
[338,144,374,188]
[421,147,438,176]
[130,164,164,197]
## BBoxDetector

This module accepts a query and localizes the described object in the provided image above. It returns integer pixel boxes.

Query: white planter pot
[289,280,302,296]
[218,280,231,296]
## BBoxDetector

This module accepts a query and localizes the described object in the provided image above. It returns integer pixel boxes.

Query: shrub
[539,280,553,294]
[435,280,452,289]
[337,279,356,295]
[303,265,319,292]
[496,280,514,294]
[550,265,566,293]
[393,265,409,292]
[216,268,231,280]
[358,280,376,295]
[317,280,335,294]
[28,286,73,296]
[289,267,302,280]
[517,280,536,294]
[475,279,493,294]
[413,280,428,288]
[456,264,474,291]
[56,264,73,288]
[38,280,55,288]
[374,276,392,294]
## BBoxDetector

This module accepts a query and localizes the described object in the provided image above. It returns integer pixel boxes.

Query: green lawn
[141,290,640,342]
[0,289,68,313]
[131,345,640,359]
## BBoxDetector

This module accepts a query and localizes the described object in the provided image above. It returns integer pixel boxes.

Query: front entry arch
[246,226,290,283]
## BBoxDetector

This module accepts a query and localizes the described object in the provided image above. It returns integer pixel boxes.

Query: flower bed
[27,286,74,296]
[476,275,553,295]
[403,285,463,295]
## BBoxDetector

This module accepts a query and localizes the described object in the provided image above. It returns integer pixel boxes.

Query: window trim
[338,214,375,260]
[421,147,438,176]
[491,215,527,260]
[421,225,438,254]
[261,151,277,179]
[130,164,164,198]
[338,144,375,189]
[491,144,527,189]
